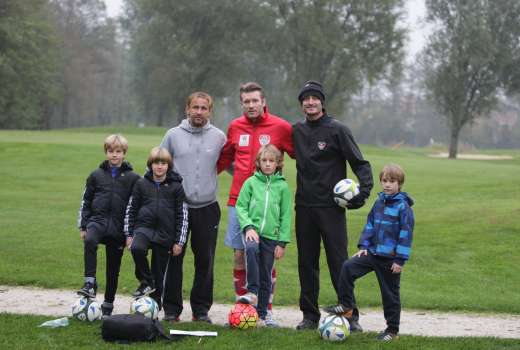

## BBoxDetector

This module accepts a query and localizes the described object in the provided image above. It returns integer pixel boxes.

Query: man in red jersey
[218,82,294,327]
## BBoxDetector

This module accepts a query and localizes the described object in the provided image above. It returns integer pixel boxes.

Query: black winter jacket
[124,170,188,248]
[292,114,373,207]
[78,160,140,239]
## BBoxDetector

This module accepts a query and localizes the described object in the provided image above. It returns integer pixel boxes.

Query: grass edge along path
[1,285,519,340]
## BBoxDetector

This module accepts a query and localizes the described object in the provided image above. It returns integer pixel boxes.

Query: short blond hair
[185,91,213,111]
[147,147,173,170]
[104,134,128,153]
[379,163,405,189]
[239,82,265,101]
[255,144,283,172]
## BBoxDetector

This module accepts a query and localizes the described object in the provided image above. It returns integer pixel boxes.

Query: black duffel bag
[101,314,176,343]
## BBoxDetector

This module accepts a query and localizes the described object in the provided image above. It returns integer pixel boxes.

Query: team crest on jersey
[317,141,327,150]
[259,134,271,146]
[239,134,250,146]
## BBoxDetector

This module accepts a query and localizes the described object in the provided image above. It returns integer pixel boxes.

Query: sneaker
[192,315,212,324]
[132,282,155,299]
[238,292,258,305]
[321,303,353,317]
[256,318,266,328]
[163,314,180,323]
[296,318,318,330]
[101,302,113,318]
[264,311,279,328]
[77,281,97,299]
[348,318,363,333]
[377,331,399,341]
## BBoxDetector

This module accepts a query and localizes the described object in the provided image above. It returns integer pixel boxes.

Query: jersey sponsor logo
[317,141,327,150]
[259,134,271,146]
[239,134,250,146]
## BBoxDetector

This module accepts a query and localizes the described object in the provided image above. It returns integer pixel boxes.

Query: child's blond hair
[104,134,128,153]
[147,147,173,170]
[255,144,283,173]
[379,163,405,190]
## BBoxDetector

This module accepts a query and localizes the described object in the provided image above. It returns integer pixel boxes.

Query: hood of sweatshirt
[377,191,414,207]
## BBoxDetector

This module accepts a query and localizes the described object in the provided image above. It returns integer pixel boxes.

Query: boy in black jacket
[77,134,140,317]
[125,147,188,308]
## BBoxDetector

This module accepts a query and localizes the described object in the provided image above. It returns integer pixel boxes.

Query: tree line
[2,0,520,157]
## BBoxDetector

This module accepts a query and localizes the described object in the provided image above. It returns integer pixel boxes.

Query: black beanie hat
[298,80,325,103]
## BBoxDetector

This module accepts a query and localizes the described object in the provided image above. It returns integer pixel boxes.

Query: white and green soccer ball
[333,178,360,208]
[318,314,350,341]
[130,296,159,319]
[71,297,102,322]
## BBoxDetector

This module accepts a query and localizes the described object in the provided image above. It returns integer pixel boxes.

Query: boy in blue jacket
[323,163,414,341]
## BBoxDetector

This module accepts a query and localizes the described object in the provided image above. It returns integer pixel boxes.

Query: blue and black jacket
[358,192,414,265]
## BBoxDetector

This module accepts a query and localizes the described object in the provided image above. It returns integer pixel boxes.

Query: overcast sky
[104,0,431,59]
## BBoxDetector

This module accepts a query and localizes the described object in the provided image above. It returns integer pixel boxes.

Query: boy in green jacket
[235,144,292,327]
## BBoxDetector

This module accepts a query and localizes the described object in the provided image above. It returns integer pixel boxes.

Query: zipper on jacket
[259,175,271,234]
[154,183,160,230]
[249,123,257,175]
[106,175,115,232]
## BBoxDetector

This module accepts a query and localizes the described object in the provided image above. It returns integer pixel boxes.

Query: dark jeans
[295,206,356,322]
[130,233,169,309]
[244,237,278,318]
[83,225,124,303]
[163,202,220,317]
[338,252,401,333]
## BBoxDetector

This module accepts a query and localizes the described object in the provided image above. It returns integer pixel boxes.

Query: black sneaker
[192,315,212,324]
[322,304,362,332]
[322,303,352,316]
[377,331,399,341]
[132,282,155,299]
[296,318,318,330]
[77,281,97,299]
[101,302,114,318]
[348,318,363,333]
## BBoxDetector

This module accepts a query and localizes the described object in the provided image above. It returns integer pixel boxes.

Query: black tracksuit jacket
[124,170,188,248]
[78,160,140,240]
[292,114,373,207]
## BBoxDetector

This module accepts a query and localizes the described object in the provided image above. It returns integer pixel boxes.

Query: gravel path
[1,285,519,339]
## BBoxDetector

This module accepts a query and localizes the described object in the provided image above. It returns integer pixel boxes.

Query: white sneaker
[238,292,258,305]
[256,319,266,328]
[264,311,279,328]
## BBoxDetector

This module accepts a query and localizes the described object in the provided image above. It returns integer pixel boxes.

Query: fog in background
[2,0,519,150]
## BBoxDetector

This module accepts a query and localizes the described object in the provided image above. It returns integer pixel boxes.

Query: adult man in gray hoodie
[160,91,226,323]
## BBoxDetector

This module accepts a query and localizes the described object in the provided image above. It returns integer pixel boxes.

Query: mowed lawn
[0,129,519,315]
[2,314,520,350]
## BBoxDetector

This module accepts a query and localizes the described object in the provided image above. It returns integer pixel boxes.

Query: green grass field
[0,129,519,348]
[1,314,519,350]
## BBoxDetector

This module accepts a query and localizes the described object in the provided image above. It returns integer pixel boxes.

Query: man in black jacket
[292,81,373,331]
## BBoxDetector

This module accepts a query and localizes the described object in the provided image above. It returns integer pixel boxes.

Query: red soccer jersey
[218,107,294,206]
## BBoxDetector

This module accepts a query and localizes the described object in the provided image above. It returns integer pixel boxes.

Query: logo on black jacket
[317,141,327,150]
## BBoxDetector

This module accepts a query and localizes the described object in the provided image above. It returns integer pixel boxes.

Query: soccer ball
[333,178,360,208]
[130,296,159,319]
[228,303,258,329]
[318,314,350,341]
[71,297,102,322]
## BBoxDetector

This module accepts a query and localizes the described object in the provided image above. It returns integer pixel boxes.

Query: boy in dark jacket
[77,134,140,317]
[124,147,188,308]
[323,164,415,341]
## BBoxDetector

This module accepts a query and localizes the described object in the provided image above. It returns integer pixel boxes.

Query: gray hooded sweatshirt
[160,119,226,208]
